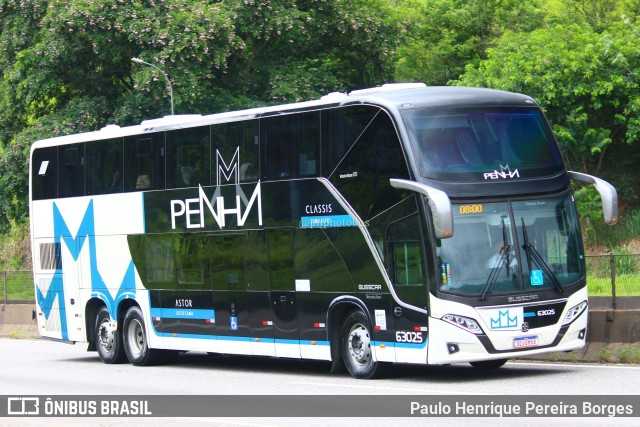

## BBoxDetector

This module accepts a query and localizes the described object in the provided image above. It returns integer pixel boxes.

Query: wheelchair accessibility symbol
[230,316,238,331]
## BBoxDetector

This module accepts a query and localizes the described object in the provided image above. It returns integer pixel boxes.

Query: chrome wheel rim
[347,323,371,366]
[127,318,145,358]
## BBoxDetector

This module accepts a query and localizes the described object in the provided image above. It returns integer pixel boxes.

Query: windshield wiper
[520,217,564,295]
[480,218,511,301]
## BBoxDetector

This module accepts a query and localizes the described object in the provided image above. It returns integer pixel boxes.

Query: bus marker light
[255,338,260,342]
[313,322,325,328]
[379,344,386,349]
[262,320,273,326]
[374,325,381,331]
[173,333,178,337]
[311,341,316,345]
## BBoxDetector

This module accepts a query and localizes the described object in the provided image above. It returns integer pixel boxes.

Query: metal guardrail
[2,256,639,307]
[585,254,640,310]
[2,270,35,305]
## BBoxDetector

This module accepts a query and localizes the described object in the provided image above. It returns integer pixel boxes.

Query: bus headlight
[562,301,588,326]
[442,314,484,335]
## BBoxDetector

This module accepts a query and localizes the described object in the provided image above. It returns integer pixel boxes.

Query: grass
[1,271,34,301]
[587,274,640,296]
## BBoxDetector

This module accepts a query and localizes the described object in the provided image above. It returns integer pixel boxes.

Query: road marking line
[289,381,484,395]
[511,361,640,370]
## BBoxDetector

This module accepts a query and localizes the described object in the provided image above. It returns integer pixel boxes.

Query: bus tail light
[442,314,484,335]
[562,301,588,326]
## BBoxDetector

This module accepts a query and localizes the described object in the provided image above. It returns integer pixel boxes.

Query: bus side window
[387,214,424,287]
[211,121,259,184]
[58,144,85,198]
[32,147,58,200]
[166,126,210,189]
[86,138,123,195]
[124,134,165,192]
[261,112,319,181]
[321,106,379,177]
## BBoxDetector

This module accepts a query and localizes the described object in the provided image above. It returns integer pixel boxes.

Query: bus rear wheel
[341,310,383,379]
[95,307,126,364]
[470,359,508,369]
[122,306,163,366]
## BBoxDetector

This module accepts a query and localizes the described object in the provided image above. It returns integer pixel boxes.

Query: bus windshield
[403,108,564,182]
[436,193,584,297]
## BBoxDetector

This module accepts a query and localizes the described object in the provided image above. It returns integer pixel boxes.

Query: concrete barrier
[0,304,39,338]
[588,309,640,343]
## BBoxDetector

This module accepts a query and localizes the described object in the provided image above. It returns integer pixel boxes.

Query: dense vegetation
[1,0,639,269]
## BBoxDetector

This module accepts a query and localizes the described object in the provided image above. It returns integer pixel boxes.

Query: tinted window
[322,105,379,176]
[404,107,563,181]
[330,111,409,220]
[124,133,165,191]
[58,144,85,198]
[211,120,259,185]
[261,112,319,180]
[32,147,58,200]
[387,214,424,287]
[86,138,123,195]
[166,126,210,189]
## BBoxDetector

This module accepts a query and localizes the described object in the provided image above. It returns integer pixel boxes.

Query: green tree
[458,21,640,177]
[0,0,404,232]
[394,0,545,85]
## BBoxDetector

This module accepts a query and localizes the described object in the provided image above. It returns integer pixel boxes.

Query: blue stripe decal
[150,308,215,320]
[524,312,536,318]
[151,331,329,347]
[300,215,357,228]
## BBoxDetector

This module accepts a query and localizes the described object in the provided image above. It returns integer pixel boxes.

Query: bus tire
[95,307,126,364]
[341,310,383,379]
[122,305,163,366]
[470,359,508,369]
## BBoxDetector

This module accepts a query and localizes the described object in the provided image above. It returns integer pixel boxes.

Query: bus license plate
[514,336,539,348]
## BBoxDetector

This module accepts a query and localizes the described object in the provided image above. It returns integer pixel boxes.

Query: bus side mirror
[568,171,618,225]
[390,179,454,239]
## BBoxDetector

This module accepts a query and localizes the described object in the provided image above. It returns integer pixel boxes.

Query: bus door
[266,229,300,358]
[386,213,430,363]
[210,233,251,355]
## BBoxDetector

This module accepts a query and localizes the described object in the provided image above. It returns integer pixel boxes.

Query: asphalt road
[1,338,639,426]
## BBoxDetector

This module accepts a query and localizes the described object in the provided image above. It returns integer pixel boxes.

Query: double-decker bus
[30,84,617,378]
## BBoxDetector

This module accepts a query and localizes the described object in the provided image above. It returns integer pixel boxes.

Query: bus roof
[30,84,538,150]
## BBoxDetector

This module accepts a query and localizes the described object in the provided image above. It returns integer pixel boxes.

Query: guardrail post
[3,270,7,305]
[609,253,617,310]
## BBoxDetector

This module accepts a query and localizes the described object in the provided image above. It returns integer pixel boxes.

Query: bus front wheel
[341,310,383,379]
[95,307,126,364]
[122,306,163,366]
